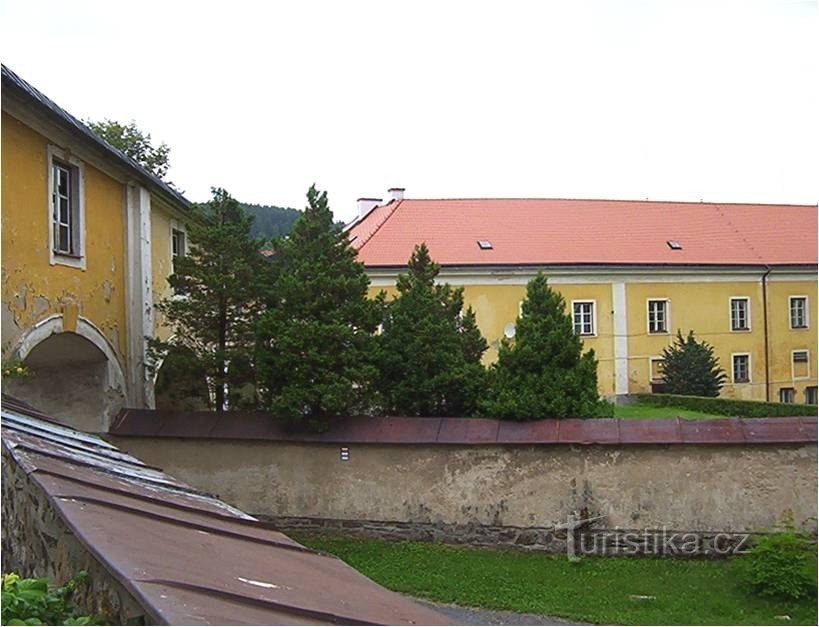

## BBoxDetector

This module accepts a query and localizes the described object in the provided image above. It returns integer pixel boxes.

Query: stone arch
[5,314,127,432]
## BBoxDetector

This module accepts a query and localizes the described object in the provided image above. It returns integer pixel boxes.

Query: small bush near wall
[633,393,818,418]
[736,526,817,600]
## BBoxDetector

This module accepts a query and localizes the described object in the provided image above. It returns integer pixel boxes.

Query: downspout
[761,265,772,402]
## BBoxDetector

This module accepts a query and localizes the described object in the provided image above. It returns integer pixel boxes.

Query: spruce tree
[375,243,488,416]
[255,185,379,429]
[480,273,607,419]
[149,188,266,410]
[661,330,727,397]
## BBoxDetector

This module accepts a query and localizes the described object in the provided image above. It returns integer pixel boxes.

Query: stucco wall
[112,438,817,538]
[1,111,128,360]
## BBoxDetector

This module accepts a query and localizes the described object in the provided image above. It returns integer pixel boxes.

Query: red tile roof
[347,198,818,267]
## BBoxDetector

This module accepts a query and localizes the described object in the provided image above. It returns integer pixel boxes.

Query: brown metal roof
[110,409,818,446]
[1,395,451,626]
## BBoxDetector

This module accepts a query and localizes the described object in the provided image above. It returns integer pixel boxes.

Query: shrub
[661,330,726,397]
[633,393,818,417]
[1,572,101,625]
[374,243,488,416]
[479,273,611,419]
[737,525,817,600]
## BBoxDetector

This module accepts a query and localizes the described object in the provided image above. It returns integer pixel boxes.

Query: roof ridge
[395,197,816,208]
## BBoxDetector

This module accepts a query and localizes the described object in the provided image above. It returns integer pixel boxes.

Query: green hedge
[632,393,818,418]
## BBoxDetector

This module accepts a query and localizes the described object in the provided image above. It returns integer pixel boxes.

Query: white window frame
[47,145,85,269]
[731,352,751,384]
[789,296,809,330]
[729,296,751,332]
[779,387,795,404]
[648,356,665,383]
[571,300,597,337]
[169,219,188,298]
[646,298,670,335]
[791,349,810,381]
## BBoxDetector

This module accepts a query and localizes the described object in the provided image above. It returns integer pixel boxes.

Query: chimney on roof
[357,197,382,218]
[387,187,405,202]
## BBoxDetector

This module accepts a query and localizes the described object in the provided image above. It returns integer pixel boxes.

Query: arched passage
[5,315,127,432]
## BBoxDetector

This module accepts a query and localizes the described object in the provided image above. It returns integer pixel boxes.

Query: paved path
[416,599,587,626]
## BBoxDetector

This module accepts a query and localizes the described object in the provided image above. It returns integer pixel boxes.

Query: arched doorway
[4,316,126,432]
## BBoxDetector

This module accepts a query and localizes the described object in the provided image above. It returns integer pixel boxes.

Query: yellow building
[1,65,194,430]
[349,191,818,404]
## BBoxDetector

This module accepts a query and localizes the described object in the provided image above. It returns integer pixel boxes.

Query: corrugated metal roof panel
[1,397,450,626]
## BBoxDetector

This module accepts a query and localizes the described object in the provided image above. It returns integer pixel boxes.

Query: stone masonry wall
[1,446,149,624]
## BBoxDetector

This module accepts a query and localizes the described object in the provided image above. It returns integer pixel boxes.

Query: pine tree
[149,188,266,410]
[480,273,608,419]
[374,243,488,416]
[661,330,727,397]
[255,185,379,430]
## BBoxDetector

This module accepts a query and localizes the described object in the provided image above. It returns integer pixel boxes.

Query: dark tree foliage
[374,243,488,416]
[255,185,379,430]
[480,273,609,419]
[87,119,171,179]
[149,188,267,411]
[661,330,727,397]
[241,203,302,239]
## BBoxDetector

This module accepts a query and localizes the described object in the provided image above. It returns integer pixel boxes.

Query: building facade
[349,191,818,403]
[1,65,192,430]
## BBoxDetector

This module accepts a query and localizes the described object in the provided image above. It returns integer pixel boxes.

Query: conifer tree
[150,188,266,410]
[480,273,608,419]
[375,243,488,416]
[661,330,726,397]
[255,185,379,429]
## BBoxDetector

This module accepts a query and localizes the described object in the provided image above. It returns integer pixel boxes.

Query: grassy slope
[613,403,721,419]
[296,535,817,626]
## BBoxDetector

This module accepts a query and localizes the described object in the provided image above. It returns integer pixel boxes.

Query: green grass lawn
[614,403,721,419]
[295,534,818,625]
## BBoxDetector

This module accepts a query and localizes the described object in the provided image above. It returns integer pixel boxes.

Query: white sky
[1,0,816,223]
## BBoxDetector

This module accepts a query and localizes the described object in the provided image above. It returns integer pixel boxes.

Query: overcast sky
[2,0,816,222]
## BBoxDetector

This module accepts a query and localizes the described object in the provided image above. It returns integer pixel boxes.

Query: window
[792,350,810,380]
[476,240,493,250]
[48,147,84,267]
[171,228,186,259]
[647,299,669,334]
[730,297,750,331]
[170,227,186,295]
[789,297,808,329]
[732,354,750,383]
[572,301,596,336]
[806,386,817,405]
[649,357,665,382]
[779,388,795,404]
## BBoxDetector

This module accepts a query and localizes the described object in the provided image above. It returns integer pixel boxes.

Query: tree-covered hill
[241,203,301,239]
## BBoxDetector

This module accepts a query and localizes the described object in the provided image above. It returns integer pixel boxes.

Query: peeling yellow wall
[1,112,127,359]
[150,208,173,341]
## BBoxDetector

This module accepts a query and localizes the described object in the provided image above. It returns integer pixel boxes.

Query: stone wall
[109,437,818,555]
[1,446,148,624]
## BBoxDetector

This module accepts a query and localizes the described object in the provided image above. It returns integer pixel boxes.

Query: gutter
[761,265,773,402]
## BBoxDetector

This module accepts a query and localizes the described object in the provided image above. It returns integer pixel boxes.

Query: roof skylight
[477,240,493,250]
[666,240,682,250]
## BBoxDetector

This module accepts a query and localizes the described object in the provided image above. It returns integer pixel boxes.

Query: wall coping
[110,410,818,445]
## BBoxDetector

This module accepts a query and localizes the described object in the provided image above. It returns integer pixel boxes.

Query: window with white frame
[730,297,750,331]
[572,301,595,336]
[779,388,795,404]
[647,299,669,334]
[789,296,808,329]
[806,386,817,405]
[732,354,750,383]
[171,228,186,260]
[792,350,810,379]
[51,158,82,257]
